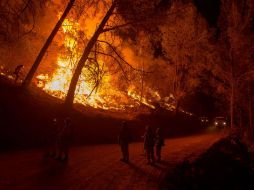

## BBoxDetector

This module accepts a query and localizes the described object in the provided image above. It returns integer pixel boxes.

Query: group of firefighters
[45,119,164,165]
[118,121,164,165]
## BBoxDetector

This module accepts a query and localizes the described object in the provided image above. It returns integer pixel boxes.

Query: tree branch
[91,50,130,82]
[237,70,254,83]
[101,22,132,33]
[97,40,144,72]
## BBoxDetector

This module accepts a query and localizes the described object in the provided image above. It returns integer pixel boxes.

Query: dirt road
[0,132,225,190]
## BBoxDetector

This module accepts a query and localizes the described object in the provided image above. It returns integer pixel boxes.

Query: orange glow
[35,18,141,110]
[34,16,179,112]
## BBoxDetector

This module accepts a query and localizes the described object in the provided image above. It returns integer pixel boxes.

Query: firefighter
[58,117,73,162]
[118,121,131,163]
[44,118,59,158]
[143,125,155,165]
[155,127,164,162]
[13,64,24,83]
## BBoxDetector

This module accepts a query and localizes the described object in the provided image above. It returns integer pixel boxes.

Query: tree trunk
[228,42,235,130]
[248,82,253,139]
[64,2,116,108]
[140,62,144,103]
[239,108,242,129]
[175,99,180,115]
[22,0,75,88]
[230,80,235,130]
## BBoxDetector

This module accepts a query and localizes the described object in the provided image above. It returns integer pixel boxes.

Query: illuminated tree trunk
[173,65,180,115]
[22,0,75,88]
[175,99,180,114]
[229,50,235,130]
[140,62,144,103]
[230,82,235,130]
[64,2,116,108]
[248,83,253,139]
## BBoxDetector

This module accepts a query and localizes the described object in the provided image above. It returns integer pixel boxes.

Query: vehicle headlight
[215,122,218,125]
[223,122,226,125]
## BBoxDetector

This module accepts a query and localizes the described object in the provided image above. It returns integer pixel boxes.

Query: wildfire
[37,18,100,105]
[35,18,137,110]
[127,86,155,109]
[35,17,178,112]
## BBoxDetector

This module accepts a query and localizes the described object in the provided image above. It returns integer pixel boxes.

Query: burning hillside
[0,0,204,116]
[33,15,176,111]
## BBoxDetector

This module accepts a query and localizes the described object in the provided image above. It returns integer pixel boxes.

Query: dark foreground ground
[162,134,254,190]
[0,132,224,190]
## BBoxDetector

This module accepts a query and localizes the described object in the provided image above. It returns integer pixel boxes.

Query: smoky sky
[193,0,221,27]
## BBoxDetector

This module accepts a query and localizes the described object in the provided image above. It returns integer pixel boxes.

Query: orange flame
[35,18,178,112]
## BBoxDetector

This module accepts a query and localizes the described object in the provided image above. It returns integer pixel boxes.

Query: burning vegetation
[1,0,181,112]
[34,16,160,110]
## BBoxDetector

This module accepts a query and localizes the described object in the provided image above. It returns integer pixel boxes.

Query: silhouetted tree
[22,0,75,88]
[0,0,47,42]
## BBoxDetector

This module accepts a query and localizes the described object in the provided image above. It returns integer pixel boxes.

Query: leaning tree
[22,0,76,88]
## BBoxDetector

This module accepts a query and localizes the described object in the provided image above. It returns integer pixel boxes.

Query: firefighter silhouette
[44,118,59,158]
[56,117,73,162]
[155,127,164,162]
[13,65,24,83]
[143,125,155,164]
[118,121,131,163]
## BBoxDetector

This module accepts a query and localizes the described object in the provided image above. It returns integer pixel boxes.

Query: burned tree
[64,1,116,108]
[22,0,75,88]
